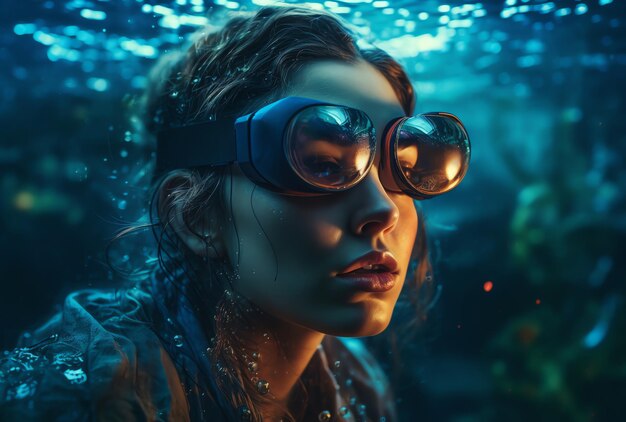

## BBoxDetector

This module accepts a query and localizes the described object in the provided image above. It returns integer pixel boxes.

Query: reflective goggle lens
[392,113,470,197]
[285,106,376,190]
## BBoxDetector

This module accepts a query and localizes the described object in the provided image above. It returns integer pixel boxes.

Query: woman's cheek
[310,220,343,248]
[271,197,343,250]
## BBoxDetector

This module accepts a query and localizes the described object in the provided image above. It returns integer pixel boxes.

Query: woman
[0,5,469,421]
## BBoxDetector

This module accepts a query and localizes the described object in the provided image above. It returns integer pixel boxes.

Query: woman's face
[222,59,418,337]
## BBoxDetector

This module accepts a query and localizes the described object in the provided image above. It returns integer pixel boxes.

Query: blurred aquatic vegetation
[486,21,626,419]
[488,295,626,421]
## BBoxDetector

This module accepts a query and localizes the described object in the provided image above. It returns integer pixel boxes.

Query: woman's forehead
[286,59,406,122]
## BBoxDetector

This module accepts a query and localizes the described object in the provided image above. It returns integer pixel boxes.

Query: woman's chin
[313,300,393,338]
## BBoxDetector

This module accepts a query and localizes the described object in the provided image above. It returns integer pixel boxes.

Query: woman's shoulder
[0,288,189,421]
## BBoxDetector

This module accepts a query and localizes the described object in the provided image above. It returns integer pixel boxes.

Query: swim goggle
[156,96,470,200]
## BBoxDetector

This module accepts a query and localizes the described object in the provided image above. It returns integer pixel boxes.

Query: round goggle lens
[393,113,470,197]
[285,106,376,190]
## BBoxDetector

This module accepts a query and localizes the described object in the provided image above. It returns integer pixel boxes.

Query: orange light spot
[535,298,541,305]
[483,281,493,292]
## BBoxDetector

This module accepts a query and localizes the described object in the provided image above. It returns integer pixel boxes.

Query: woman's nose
[349,166,400,237]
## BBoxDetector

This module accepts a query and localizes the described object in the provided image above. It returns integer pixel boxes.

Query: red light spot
[483,281,493,292]
[535,298,541,305]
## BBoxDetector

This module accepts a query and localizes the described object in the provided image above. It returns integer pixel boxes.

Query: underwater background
[1,0,625,421]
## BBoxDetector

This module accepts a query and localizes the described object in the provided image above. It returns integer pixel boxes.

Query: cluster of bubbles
[0,334,87,402]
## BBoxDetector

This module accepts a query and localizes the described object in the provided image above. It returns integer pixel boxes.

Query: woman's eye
[309,160,340,177]
[305,158,340,176]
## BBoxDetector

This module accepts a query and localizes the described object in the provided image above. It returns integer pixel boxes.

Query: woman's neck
[222,302,326,418]
[253,313,325,402]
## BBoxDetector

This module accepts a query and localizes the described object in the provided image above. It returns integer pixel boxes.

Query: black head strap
[155,118,238,175]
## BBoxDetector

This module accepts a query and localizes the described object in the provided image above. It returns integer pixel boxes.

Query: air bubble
[238,405,252,421]
[357,404,367,415]
[7,381,37,400]
[173,335,184,347]
[318,410,332,421]
[256,379,270,395]
[63,368,87,384]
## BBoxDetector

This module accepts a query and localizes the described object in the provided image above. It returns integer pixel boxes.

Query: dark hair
[126,5,432,420]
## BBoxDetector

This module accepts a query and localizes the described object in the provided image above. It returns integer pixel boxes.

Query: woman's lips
[334,271,397,292]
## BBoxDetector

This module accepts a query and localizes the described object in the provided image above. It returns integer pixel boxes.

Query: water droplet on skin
[349,396,357,406]
[256,379,270,395]
[318,410,332,421]
[334,360,341,368]
[339,406,350,417]
[173,335,184,347]
[252,352,260,360]
[192,77,200,84]
[345,378,353,387]
[247,361,258,372]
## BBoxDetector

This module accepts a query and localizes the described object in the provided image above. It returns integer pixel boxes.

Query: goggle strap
[156,118,238,174]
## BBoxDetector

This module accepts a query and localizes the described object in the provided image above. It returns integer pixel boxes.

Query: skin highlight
[161,58,419,418]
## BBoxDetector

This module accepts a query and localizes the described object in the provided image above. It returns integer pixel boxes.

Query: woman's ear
[157,171,226,261]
